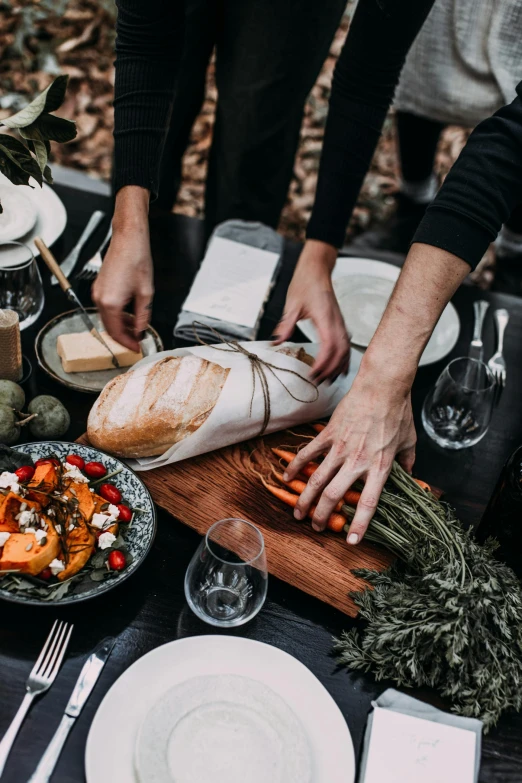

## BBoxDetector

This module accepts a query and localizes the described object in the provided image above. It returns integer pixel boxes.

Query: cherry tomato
[15,465,35,483]
[116,504,132,523]
[35,457,60,468]
[66,454,85,470]
[108,550,126,571]
[84,461,107,479]
[39,567,52,580]
[99,483,122,504]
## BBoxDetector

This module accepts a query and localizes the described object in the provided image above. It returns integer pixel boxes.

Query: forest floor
[0,0,492,284]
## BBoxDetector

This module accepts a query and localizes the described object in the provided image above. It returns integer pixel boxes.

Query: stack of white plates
[0,176,67,259]
[85,636,355,783]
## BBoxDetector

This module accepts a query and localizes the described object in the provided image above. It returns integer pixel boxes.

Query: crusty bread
[276,346,314,367]
[87,355,230,458]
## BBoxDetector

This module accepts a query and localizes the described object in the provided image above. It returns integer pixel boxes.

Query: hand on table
[283,372,416,544]
[92,187,154,353]
[273,240,350,383]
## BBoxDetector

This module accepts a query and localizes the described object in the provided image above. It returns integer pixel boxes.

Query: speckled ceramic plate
[0,441,156,606]
[35,308,164,393]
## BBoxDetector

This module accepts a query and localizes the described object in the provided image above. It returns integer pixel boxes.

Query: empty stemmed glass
[0,242,44,329]
[422,357,496,449]
[185,518,268,627]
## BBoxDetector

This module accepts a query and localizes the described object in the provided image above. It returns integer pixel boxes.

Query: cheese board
[80,428,393,616]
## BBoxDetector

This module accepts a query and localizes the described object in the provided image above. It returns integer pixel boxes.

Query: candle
[0,309,23,382]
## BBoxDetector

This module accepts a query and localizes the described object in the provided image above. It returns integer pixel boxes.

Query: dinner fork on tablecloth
[75,224,112,281]
[0,620,73,777]
[488,308,509,404]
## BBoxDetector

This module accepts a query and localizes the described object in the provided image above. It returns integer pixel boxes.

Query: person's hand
[283,370,416,543]
[92,187,153,353]
[273,240,350,383]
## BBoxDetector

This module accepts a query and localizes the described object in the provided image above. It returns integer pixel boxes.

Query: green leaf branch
[0,74,76,212]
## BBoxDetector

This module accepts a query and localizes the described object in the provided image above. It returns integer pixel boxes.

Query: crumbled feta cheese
[63,464,88,484]
[91,512,111,530]
[0,531,11,547]
[89,487,95,493]
[34,529,47,544]
[49,558,65,576]
[107,504,120,519]
[23,527,37,536]
[18,510,34,528]
[98,532,116,550]
[55,524,62,535]
[0,472,20,494]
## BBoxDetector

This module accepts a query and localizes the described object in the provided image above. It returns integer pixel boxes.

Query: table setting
[0,179,522,783]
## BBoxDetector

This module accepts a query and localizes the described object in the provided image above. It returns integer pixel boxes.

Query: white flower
[24,527,37,536]
[49,558,65,576]
[98,532,116,550]
[34,529,47,545]
[63,464,88,484]
[0,472,20,494]
[0,531,11,547]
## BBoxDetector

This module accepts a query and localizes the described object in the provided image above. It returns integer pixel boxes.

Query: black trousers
[156,0,346,234]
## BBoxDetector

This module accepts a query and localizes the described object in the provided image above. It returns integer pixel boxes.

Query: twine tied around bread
[192,322,319,436]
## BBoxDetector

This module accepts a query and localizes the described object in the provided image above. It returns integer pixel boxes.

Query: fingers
[134,290,154,341]
[272,310,298,345]
[283,435,327,482]
[346,469,388,545]
[309,465,360,532]
[310,330,350,384]
[97,301,140,353]
[293,453,342,529]
[397,443,416,474]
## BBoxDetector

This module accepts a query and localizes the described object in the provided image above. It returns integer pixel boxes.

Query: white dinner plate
[85,636,355,783]
[0,185,37,241]
[0,174,67,259]
[298,257,460,367]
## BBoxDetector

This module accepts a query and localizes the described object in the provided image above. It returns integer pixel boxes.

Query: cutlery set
[0,622,114,782]
[469,299,509,404]
[50,209,111,285]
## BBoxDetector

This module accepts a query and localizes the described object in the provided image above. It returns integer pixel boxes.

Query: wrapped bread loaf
[88,354,230,458]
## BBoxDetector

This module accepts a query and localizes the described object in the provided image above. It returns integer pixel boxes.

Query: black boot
[349,193,429,255]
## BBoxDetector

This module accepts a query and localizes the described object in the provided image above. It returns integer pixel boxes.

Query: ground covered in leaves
[0,0,491,283]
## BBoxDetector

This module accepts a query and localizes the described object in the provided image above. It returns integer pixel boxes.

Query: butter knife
[34,237,120,369]
[469,300,490,362]
[27,637,115,783]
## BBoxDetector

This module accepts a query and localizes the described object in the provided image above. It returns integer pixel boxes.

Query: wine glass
[422,357,496,449]
[185,518,268,627]
[0,242,45,330]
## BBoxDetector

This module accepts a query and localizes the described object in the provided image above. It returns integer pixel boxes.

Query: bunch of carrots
[261,423,431,535]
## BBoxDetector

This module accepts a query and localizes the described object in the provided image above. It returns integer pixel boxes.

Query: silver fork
[75,224,112,281]
[488,308,509,404]
[50,210,105,285]
[0,620,73,777]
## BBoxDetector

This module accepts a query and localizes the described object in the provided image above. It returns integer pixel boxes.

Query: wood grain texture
[80,428,393,617]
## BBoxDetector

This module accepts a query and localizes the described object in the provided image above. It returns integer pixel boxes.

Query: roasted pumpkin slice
[0,493,42,533]
[0,521,59,576]
[57,522,96,581]
[27,464,60,506]
[63,482,95,525]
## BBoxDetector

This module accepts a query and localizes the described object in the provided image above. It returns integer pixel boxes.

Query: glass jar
[476,445,522,576]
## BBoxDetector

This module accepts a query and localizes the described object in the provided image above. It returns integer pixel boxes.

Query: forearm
[113,0,184,198]
[307,0,434,247]
[359,243,470,386]
[112,186,150,236]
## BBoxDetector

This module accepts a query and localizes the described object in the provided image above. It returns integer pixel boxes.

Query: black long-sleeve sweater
[113,0,522,270]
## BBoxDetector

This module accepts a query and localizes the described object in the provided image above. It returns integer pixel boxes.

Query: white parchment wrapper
[127,341,362,471]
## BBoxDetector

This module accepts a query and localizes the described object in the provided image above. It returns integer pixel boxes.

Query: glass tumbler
[185,518,268,627]
[0,242,44,329]
[422,357,496,450]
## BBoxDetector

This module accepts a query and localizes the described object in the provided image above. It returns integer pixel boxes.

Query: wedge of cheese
[56,331,142,373]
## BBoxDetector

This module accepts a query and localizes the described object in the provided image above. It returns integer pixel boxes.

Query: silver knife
[469,300,490,362]
[27,638,115,783]
[35,237,120,369]
[50,210,105,285]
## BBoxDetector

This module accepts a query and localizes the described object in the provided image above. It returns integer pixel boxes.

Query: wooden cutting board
[80,428,393,616]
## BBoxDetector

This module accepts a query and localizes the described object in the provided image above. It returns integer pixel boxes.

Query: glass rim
[445,356,495,393]
[205,517,265,565]
[0,241,35,270]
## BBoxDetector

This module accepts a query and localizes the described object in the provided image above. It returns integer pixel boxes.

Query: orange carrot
[414,479,432,492]
[264,482,346,533]
[272,471,344,513]
[271,449,361,506]
[311,422,326,433]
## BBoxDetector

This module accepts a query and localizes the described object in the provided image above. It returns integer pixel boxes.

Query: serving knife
[27,637,115,783]
[469,300,490,362]
[34,237,120,369]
